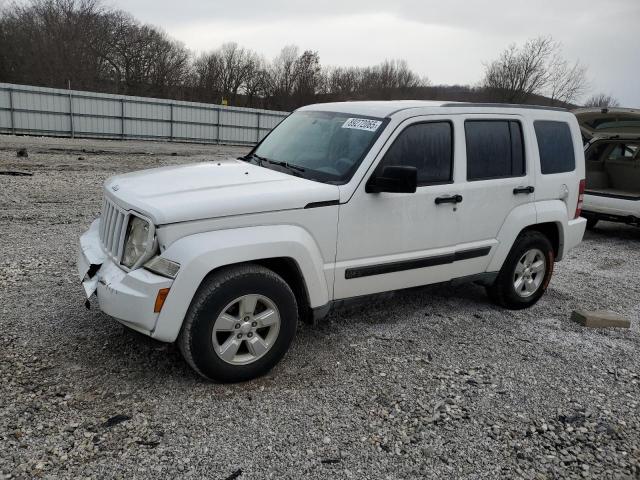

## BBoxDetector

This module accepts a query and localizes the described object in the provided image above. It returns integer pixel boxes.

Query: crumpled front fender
[151,224,331,342]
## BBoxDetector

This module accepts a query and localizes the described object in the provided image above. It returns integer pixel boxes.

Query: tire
[486,231,554,310]
[178,264,298,382]
[585,217,599,230]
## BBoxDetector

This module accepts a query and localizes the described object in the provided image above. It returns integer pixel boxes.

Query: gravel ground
[1,134,639,480]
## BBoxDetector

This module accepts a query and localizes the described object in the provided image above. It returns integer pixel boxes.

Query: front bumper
[78,219,173,336]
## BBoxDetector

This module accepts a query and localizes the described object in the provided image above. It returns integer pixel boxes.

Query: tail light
[575,179,585,219]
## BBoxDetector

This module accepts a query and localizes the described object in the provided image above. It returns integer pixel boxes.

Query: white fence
[0,83,289,146]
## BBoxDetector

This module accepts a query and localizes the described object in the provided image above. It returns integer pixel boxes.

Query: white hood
[573,107,640,140]
[104,159,340,224]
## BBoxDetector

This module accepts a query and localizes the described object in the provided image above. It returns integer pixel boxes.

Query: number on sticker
[342,118,382,132]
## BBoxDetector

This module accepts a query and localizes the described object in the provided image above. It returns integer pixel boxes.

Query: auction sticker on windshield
[342,118,383,132]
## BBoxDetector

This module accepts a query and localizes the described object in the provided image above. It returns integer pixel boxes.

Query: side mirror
[366,165,418,194]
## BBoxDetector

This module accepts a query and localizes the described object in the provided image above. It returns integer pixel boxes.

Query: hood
[573,107,640,141]
[104,159,340,224]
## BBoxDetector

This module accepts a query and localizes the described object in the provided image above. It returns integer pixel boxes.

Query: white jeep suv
[77,101,587,382]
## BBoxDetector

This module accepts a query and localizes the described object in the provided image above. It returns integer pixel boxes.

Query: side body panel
[333,114,505,300]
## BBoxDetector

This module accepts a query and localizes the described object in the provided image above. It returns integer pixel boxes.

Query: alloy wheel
[211,294,281,365]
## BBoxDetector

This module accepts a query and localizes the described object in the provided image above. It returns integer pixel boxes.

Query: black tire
[585,217,599,230]
[486,231,555,310]
[178,264,298,382]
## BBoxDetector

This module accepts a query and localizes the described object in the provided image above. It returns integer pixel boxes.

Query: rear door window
[534,121,576,174]
[465,120,525,181]
[379,121,453,185]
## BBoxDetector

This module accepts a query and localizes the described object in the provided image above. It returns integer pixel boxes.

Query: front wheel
[486,231,554,310]
[178,264,298,382]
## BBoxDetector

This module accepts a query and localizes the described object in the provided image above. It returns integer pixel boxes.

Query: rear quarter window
[534,121,576,174]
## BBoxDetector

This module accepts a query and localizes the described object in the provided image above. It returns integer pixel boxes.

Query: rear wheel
[585,217,599,230]
[486,231,554,310]
[178,264,298,382]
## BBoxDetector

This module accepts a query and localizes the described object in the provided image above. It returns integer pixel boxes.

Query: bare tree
[548,55,588,105]
[243,54,268,107]
[193,51,224,102]
[0,0,110,89]
[583,93,620,108]
[217,42,254,104]
[265,45,300,109]
[292,50,322,105]
[94,12,190,97]
[323,60,426,101]
[482,36,588,105]
[326,66,362,97]
[482,37,556,103]
[0,0,191,98]
[192,44,261,105]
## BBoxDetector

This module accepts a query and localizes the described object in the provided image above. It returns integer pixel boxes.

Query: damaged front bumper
[77,219,173,336]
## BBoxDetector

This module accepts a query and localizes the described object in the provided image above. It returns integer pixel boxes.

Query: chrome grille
[99,196,127,261]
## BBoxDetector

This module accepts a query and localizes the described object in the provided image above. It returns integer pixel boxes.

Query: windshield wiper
[238,152,267,166]
[263,158,306,173]
[240,153,305,176]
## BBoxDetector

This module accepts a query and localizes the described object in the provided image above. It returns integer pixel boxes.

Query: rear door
[454,115,535,268]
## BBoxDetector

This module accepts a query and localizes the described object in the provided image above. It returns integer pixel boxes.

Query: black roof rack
[440,102,567,112]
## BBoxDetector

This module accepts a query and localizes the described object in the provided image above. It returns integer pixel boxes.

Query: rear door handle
[435,194,463,205]
[513,186,535,195]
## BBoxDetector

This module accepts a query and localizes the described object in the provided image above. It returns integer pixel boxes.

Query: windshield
[252,110,387,184]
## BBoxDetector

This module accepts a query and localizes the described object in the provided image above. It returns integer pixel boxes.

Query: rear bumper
[583,210,640,226]
[561,217,586,259]
[584,193,640,217]
[78,219,173,336]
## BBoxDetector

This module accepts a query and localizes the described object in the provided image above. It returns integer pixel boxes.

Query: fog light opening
[154,288,170,313]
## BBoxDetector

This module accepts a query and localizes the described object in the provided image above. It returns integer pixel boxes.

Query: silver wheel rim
[212,294,281,366]
[513,248,546,298]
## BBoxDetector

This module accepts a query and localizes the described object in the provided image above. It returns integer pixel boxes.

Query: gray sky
[108,0,640,107]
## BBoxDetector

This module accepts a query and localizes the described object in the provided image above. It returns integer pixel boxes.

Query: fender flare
[487,203,537,272]
[535,200,569,260]
[488,200,569,272]
[151,225,330,342]
[487,203,538,272]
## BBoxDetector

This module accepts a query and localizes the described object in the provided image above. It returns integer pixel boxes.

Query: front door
[334,117,479,300]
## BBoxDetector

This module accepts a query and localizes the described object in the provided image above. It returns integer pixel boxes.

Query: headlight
[121,216,152,268]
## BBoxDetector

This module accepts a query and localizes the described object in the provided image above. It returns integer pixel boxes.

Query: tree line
[0,0,619,111]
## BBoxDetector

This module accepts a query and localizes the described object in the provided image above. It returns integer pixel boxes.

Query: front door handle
[435,194,463,205]
[513,186,535,195]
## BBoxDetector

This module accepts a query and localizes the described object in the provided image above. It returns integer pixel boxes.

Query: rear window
[465,120,525,181]
[534,121,576,174]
